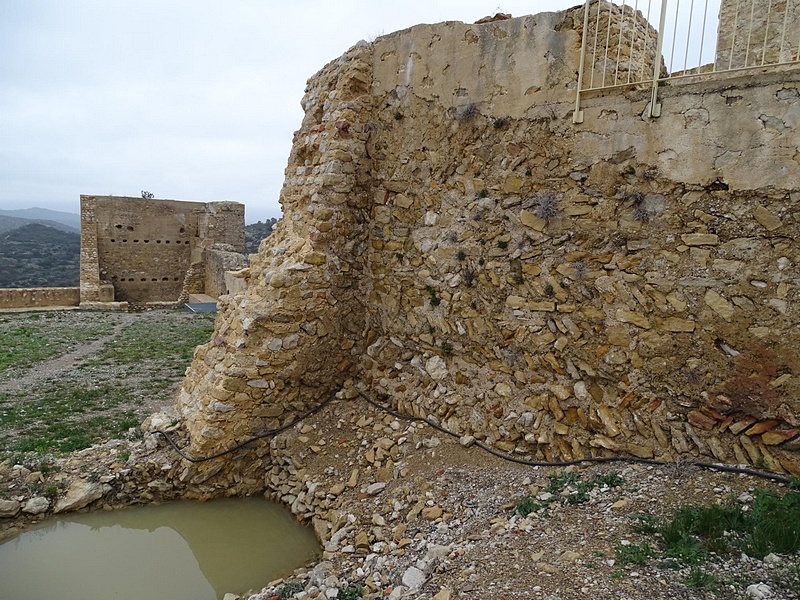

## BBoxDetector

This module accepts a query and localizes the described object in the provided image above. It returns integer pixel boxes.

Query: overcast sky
[0,1,717,223]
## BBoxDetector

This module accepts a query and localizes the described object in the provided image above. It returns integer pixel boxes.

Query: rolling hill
[0,223,80,288]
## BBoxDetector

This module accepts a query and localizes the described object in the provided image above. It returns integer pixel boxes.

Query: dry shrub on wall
[716,344,785,420]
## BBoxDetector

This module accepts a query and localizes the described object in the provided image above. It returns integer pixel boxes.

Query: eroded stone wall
[176,7,799,476]
[79,196,244,305]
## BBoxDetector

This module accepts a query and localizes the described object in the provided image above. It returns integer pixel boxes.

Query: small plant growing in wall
[425,285,442,307]
[394,111,404,121]
[531,190,560,221]
[627,192,651,222]
[455,102,478,121]
[440,340,453,356]
[463,269,477,287]
[141,190,154,199]
[544,284,555,297]
[493,116,509,128]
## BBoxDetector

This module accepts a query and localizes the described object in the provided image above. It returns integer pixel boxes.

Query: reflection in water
[0,497,320,600]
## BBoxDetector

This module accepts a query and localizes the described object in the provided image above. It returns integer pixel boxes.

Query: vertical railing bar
[761,0,772,65]
[683,0,695,73]
[573,0,592,124]
[603,0,615,85]
[590,0,603,88]
[649,0,669,118]
[728,0,740,70]
[640,0,654,82]
[796,6,800,62]
[744,0,756,67]
[669,0,681,74]
[627,0,639,83]
[614,0,628,84]
[778,0,790,63]
[699,0,709,71]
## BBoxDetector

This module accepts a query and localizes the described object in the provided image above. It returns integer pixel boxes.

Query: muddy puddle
[0,497,319,599]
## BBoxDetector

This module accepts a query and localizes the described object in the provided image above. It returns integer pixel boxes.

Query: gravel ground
[245,394,800,600]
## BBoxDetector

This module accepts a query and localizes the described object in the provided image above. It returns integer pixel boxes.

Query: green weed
[425,286,442,307]
[337,584,363,600]
[629,513,660,534]
[616,542,655,565]
[516,496,541,517]
[277,581,305,598]
[517,471,625,515]
[685,567,719,592]
[628,488,800,573]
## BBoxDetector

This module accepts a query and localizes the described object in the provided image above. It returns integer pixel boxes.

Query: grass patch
[622,487,800,593]
[0,381,141,453]
[685,567,719,592]
[0,310,216,457]
[656,491,800,561]
[515,470,625,515]
[92,312,215,364]
[277,582,305,598]
[616,541,655,565]
[0,313,115,371]
[337,585,363,600]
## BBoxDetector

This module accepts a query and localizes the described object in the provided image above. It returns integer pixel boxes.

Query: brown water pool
[0,497,320,599]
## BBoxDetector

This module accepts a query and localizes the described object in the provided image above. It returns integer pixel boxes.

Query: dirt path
[0,313,137,394]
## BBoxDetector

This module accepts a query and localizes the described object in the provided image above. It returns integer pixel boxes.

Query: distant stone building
[79,195,245,307]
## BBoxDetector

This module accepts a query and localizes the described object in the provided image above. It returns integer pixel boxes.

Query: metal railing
[573,0,800,123]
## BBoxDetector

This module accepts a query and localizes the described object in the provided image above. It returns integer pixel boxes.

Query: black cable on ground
[356,391,794,485]
[154,385,794,485]
[152,389,339,463]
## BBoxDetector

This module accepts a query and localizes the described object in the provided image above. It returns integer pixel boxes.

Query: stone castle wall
[176,7,799,477]
[79,196,245,305]
[0,287,80,310]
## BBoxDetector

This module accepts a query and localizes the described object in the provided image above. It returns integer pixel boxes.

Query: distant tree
[141,190,155,199]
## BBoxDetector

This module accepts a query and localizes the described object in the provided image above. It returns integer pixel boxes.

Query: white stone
[425,356,448,381]
[366,482,386,495]
[0,499,21,518]
[401,566,426,589]
[388,586,407,600]
[746,583,773,599]
[459,435,475,447]
[142,412,172,432]
[22,496,50,515]
[208,400,235,413]
[54,480,104,513]
[573,381,589,401]
[424,211,439,226]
